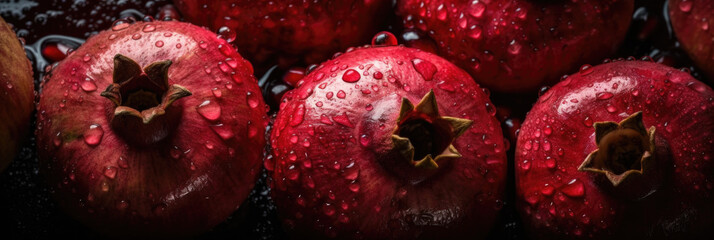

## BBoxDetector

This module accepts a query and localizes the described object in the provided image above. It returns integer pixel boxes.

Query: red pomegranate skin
[396,0,634,93]
[269,45,507,239]
[36,21,268,237]
[173,0,392,72]
[516,60,714,239]
[0,16,34,172]
[669,0,714,82]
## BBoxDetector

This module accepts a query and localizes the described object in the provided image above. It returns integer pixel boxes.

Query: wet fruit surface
[0,0,713,239]
[35,21,268,237]
[669,0,714,82]
[174,0,393,74]
[515,60,714,239]
[269,45,507,239]
[0,16,34,173]
[396,0,634,93]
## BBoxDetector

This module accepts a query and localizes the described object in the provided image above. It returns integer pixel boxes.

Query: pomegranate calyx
[101,54,192,124]
[391,90,473,169]
[578,111,656,187]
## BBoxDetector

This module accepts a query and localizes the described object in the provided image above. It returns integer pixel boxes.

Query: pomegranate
[173,0,393,73]
[36,20,268,237]
[0,16,34,172]
[669,0,714,82]
[269,37,507,239]
[396,0,634,93]
[516,60,714,239]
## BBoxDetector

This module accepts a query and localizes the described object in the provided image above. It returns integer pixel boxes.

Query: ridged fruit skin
[516,60,714,239]
[396,0,634,93]
[174,0,392,72]
[269,45,507,239]
[669,0,714,82]
[0,16,34,172]
[36,21,268,237]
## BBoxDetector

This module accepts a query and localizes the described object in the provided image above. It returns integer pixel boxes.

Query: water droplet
[116,200,129,210]
[338,214,350,223]
[80,78,97,92]
[197,100,221,121]
[131,33,142,40]
[606,104,617,113]
[583,116,593,127]
[82,54,91,62]
[112,22,129,31]
[337,90,346,99]
[579,64,593,75]
[217,26,237,43]
[101,181,110,192]
[211,88,222,98]
[525,192,539,205]
[322,203,336,216]
[596,92,614,100]
[373,71,384,79]
[84,124,104,146]
[349,182,360,192]
[142,24,155,32]
[103,166,117,179]
[541,184,554,196]
[562,179,585,198]
[320,115,333,125]
[53,132,62,146]
[359,135,370,147]
[286,165,300,180]
[118,157,129,169]
[469,25,483,39]
[371,31,398,46]
[412,58,437,81]
[679,0,693,12]
[469,2,486,18]
[342,69,361,83]
[508,40,522,55]
[210,124,235,140]
[545,157,556,169]
[520,160,531,171]
[247,92,260,108]
[290,104,306,126]
[333,113,354,128]
[155,41,164,47]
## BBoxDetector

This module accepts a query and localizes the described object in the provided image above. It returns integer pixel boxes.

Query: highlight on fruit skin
[0,16,34,173]
[35,20,268,237]
[268,41,508,239]
[515,59,714,239]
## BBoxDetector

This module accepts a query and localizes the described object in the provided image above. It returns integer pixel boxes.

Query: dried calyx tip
[579,111,656,187]
[391,90,473,169]
[100,54,191,124]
